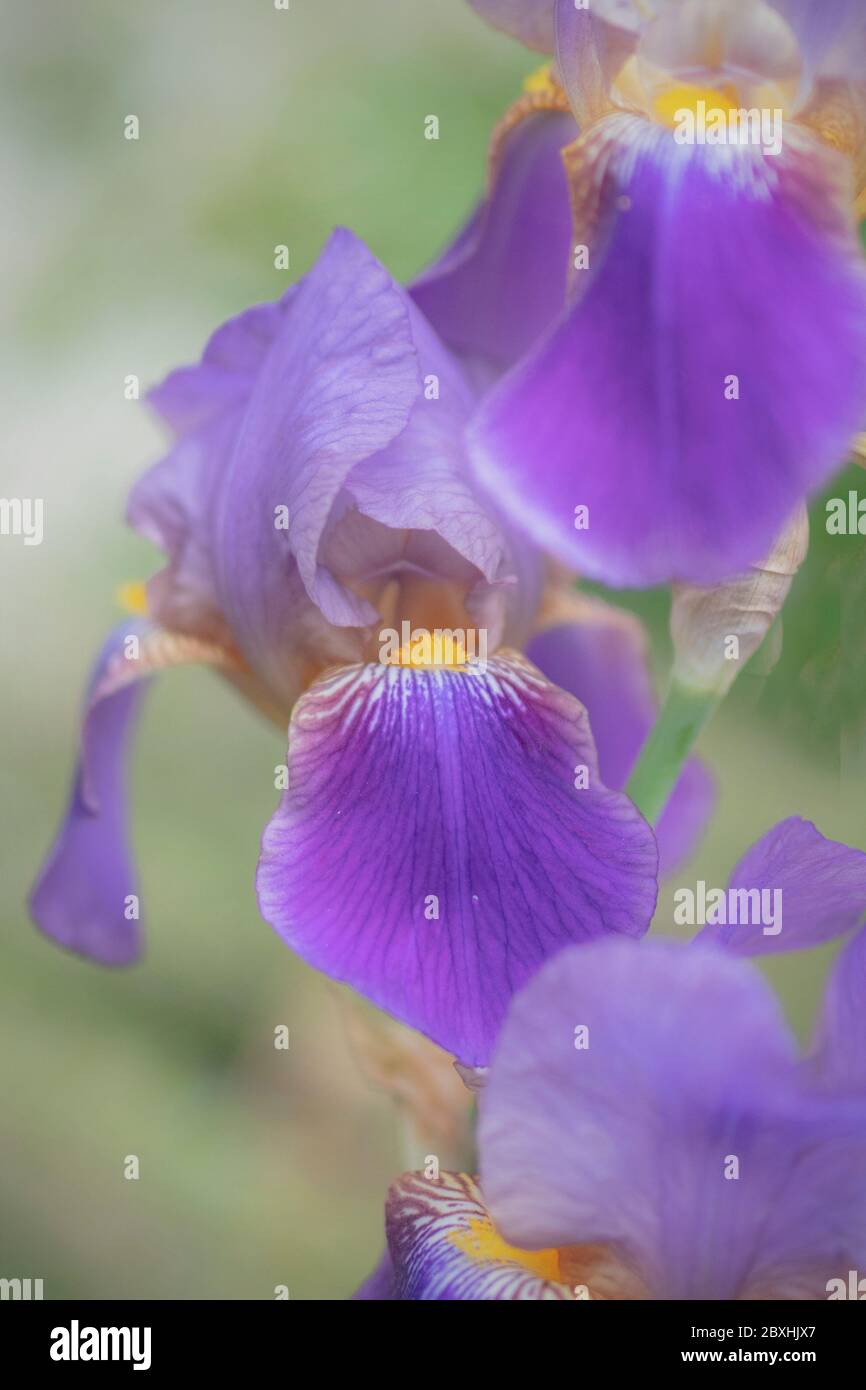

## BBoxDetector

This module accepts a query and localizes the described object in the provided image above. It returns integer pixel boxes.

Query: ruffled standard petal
[147,298,289,435]
[30,623,237,965]
[213,229,420,658]
[137,229,537,711]
[257,652,658,1065]
[696,817,866,955]
[553,1,822,113]
[471,116,866,587]
[131,298,293,644]
[553,1,866,135]
[411,109,577,382]
[569,0,866,54]
[337,307,508,598]
[527,602,713,873]
[129,417,237,645]
[385,1171,572,1300]
[214,228,528,700]
[133,278,385,700]
[467,1,556,53]
[480,938,864,1299]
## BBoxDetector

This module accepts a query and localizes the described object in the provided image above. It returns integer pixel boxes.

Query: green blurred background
[1,0,863,1300]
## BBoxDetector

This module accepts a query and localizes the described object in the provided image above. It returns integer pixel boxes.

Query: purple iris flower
[364,817,866,1300]
[30,227,713,1066]
[421,0,866,586]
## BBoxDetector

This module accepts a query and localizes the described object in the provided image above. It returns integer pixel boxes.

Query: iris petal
[812,924,866,1090]
[256,652,658,1064]
[30,623,153,965]
[411,110,577,382]
[697,816,866,955]
[146,297,289,435]
[130,298,292,645]
[527,604,713,874]
[554,0,634,127]
[30,623,237,964]
[774,0,866,87]
[352,1250,398,1300]
[215,228,421,651]
[471,116,866,586]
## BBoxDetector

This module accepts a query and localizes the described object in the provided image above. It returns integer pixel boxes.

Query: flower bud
[670,506,809,697]
[453,1062,490,1094]
[334,987,473,1162]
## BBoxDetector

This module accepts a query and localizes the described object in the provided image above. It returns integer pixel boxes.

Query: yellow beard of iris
[449,1215,562,1284]
[652,81,741,129]
[389,631,470,671]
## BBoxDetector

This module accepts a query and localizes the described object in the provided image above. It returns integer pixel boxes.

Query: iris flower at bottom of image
[359,887,866,1300]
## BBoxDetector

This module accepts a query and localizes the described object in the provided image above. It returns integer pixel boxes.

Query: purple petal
[570,0,866,49]
[554,0,636,127]
[774,0,866,86]
[562,0,646,35]
[338,307,509,595]
[29,623,154,966]
[696,817,866,956]
[470,117,866,586]
[527,607,713,874]
[128,419,235,645]
[257,652,658,1065]
[131,298,293,644]
[352,1250,397,1301]
[147,297,289,435]
[411,110,577,381]
[385,1171,571,1299]
[480,938,865,1298]
[30,625,241,965]
[812,925,866,1090]
[467,0,556,53]
[214,229,419,648]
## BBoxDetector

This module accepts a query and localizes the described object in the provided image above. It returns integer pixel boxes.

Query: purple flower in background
[452,0,866,586]
[31,227,717,1065]
[361,816,866,1298]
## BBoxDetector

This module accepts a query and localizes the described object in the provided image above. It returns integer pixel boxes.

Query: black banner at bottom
[3,1298,862,1373]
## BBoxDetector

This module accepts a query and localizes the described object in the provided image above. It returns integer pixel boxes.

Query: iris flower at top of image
[424,0,866,585]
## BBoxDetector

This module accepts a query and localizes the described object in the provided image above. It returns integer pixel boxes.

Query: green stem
[625,681,721,825]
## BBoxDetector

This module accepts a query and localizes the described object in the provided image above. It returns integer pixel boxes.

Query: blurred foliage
[1,0,864,1301]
